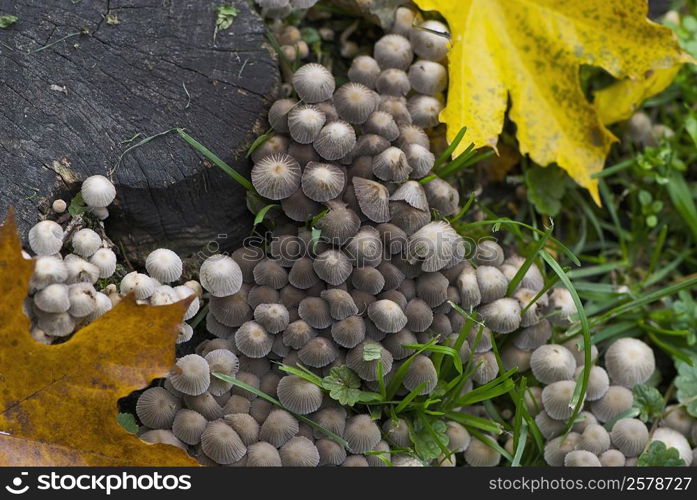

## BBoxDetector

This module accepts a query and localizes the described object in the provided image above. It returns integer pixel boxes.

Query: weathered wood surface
[0,0,279,262]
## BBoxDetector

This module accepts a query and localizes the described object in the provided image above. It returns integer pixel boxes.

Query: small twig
[182,82,191,109]
[30,28,89,54]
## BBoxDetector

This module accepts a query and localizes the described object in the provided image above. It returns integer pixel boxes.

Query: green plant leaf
[215,4,238,31]
[253,204,279,227]
[674,360,697,417]
[409,418,448,462]
[525,165,567,216]
[322,366,362,407]
[363,342,383,361]
[0,15,17,28]
[632,384,665,422]
[116,413,138,434]
[68,193,88,216]
[637,440,685,466]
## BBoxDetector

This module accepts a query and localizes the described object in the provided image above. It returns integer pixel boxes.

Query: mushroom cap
[543,432,581,466]
[277,375,323,415]
[71,228,102,258]
[298,337,339,367]
[590,385,633,423]
[172,409,207,445]
[348,55,381,89]
[501,343,531,373]
[409,19,449,61]
[346,340,394,381]
[563,450,601,467]
[474,240,505,267]
[535,410,566,440]
[610,418,649,458]
[575,365,610,401]
[352,177,391,223]
[330,315,366,348]
[599,449,626,467]
[136,387,181,429]
[472,351,500,385]
[376,68,411,97]
[316,203,361,246]
[260,408,299,447]
[446,421,471,453]
[334,82,378,124]
[28,220,64,256]
[364,110,400,141]
[283,320,317,350]
[253,259,289,289]
[312,407,347,439]
[209,290,252,328]
[416,271,449,307]
[373,33,413,70]
[513,319,552,350]
[479,297,521,333]
[345,414,381,453]
[320,288,358,320]
[230,371,261,401]
[200,420,247,465]
[389,201,431,235]
[139,430,187,450]
[456,266,482,310]
[403,354,437,394]
[145,248,183,283]
[268,97,297,133]
[541,380,578,420]
[288,104,326,144]
[423,177,460,216]
[279,436,320,467]
[281,189,322,222]
[235,321,274,358]
[651,427,693,466]
[313,249,352,286]
[247,285,280,309]
[254,303,290,333]
[251,153,302,200]
[68,282,98,317]
[408,221,462,272]
[475,265,508,304]
[313,120,356,161]
[292,63,336,103]
[577,423,611,455]
[231,246,265,284]
[464,435,501,467]
[405,143,435,179]
[288,258,320,290]
[530,344,577,384]
[367,299,408,333]
[34,283,70,313]
[316,438,348,466]
[89,248,117,279]
[302,162,346,202]
[298,296,332,329]
[200,254,243,297]
[223,413,260,446]
[382,328,418,360]
[81,175,116,208]
[407,59,447,95]
[30,255,68,289]
[353,134,391,158]
[372,146,412,182]
[390,180,428,211]
[246,441,283,466]
[351,266,385,295]
[170,354,211,396]
[604,337,655,388]
[407,94,443,128]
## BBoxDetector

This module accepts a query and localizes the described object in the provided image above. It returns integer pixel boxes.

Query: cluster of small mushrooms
[20,5,697,467]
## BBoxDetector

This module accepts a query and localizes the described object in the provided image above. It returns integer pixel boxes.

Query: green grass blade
[434,126,467,169]
[176,128,255,192]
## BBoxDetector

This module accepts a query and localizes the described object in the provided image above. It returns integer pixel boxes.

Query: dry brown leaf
[0,211,198,466]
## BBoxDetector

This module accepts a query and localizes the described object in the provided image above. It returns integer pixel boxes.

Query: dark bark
[0,0,279,263]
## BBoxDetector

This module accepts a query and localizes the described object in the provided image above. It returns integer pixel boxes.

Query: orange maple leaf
[0,211,198,466]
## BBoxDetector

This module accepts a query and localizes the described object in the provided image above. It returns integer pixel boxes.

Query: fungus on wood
[0,0,279,262]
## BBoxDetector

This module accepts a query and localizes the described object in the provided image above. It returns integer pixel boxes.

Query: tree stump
[0,0,279,263]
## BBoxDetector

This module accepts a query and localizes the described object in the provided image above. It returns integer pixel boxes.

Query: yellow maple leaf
[0,211,198,466]
[594,66,682,125]
[414,0,690,204]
